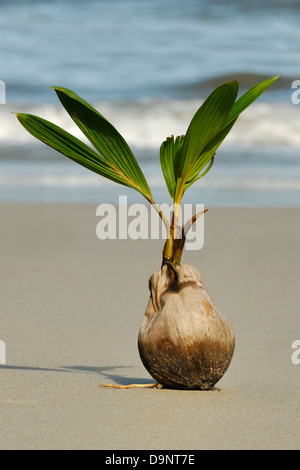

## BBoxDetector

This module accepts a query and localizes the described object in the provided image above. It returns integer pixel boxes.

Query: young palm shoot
[16,76,278,390]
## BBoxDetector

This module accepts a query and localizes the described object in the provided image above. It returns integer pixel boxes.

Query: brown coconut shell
[138,263,235,390]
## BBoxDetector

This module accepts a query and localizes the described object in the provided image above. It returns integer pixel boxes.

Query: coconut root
[99,383,163,389]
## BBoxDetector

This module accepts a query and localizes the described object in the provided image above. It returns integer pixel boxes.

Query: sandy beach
[0,202,299,450]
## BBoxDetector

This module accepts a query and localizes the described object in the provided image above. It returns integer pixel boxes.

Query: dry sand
[0,203,299,450]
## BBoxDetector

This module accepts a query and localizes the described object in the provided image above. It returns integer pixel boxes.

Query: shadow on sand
[0,364,220,390]
[0,363,155,386]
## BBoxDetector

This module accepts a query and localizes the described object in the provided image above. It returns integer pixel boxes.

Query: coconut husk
[138,263,235,390]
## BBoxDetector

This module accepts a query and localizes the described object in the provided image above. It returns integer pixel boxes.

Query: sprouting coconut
[138,263,235,390]
[16,76,278,390]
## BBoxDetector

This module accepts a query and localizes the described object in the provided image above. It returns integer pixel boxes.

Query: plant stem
[147,198,174,262]
[161,199,182,264]
[149,199,170,234]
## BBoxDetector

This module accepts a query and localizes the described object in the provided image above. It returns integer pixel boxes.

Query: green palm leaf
[184,155,215,191]
[16,113,144,190]
[185,117,238,185]
[160,134,185,199]
[51,86,152,201]
[226,75,279,125]
[187,75,280,187]
[174,81,239,202]
[170,75,279,202]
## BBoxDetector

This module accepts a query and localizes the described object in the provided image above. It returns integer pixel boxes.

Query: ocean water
[0,0,300,206]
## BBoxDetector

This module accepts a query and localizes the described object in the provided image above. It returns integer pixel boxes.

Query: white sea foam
[2,98,300,151]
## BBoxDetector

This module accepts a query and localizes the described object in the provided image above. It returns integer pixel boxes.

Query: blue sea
[1,0,300,206]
